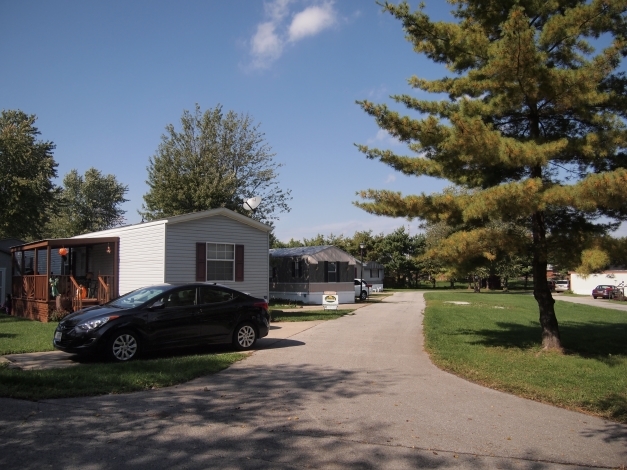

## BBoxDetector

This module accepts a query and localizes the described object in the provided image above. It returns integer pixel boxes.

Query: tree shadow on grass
[463,319,627,358]
[460,321,627,423]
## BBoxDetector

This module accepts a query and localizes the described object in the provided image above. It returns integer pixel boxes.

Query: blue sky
[2,0,456,242]
[7,1,621,242]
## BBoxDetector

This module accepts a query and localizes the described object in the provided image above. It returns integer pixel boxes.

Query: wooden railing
[12,274,116,312]
[12,275,48,300]
[97,275,114,304]
[69,277,83,312]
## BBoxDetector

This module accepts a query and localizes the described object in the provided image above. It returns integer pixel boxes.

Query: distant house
[11,208,271,322]
[355,260,385,291]
[269,246,357,304]
[0,238,24,307]
[569,270,627,295]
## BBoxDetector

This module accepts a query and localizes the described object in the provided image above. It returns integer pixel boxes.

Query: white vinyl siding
[74,209,270,300]
[75,222,166,294]
[165,215,269,299]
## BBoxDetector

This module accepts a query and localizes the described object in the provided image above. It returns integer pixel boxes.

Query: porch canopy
[11,237,119,321]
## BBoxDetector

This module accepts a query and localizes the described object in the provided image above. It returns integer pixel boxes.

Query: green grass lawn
[0,350,246,400]
[423,292,627,423]
[0,314,57,354]
[0,313,245,400]
[270,309,354,322]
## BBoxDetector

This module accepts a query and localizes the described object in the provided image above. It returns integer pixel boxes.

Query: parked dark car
[592,284,616,299]
[53,283,270,361]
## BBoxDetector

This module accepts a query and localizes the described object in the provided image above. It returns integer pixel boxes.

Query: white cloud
[385,174,396,183]
[251,22,283,63]
[366,129,401,146]
[288,3,336,42]
[249,0,338,69]
[266,0,292,21]
[367,85,388,100]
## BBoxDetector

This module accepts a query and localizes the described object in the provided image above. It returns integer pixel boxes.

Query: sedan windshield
[109,285,173,308]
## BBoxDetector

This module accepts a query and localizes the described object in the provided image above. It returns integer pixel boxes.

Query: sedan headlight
[76,316,118,332]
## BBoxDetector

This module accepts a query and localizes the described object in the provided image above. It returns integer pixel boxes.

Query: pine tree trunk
[532,211,563,351]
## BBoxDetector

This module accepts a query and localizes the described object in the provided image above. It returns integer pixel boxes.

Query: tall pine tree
[357,0,627,350]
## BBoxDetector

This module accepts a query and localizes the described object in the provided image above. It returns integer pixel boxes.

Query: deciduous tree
[46,168,128,237]
[0,110,59,240]
[356,1,627,350]
[141,104,291,225]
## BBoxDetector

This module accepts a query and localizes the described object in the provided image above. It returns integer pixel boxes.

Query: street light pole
[359,243,365,283]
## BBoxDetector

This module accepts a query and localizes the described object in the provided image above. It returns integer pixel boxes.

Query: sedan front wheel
[107,330,140,362]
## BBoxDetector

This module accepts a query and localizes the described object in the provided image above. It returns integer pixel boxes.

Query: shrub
[48,310,70,322]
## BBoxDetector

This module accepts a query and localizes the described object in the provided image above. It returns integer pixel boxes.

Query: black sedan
[53,283,270,361]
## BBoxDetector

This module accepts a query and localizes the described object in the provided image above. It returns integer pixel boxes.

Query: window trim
[206,242,235,282]
[196,242,244,282]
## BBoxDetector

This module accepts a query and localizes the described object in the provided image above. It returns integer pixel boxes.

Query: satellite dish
[243,196,262,212]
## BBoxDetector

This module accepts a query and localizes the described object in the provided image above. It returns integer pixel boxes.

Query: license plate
[54,331,62,341]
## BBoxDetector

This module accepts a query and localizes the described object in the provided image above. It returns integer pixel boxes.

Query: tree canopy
[46,168,128,238]
[0,110,59,241]
[356,0,627,350]
[141,104,291,225]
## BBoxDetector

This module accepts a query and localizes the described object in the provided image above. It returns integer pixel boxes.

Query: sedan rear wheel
[233,323,257,351]
[107,330,140,362]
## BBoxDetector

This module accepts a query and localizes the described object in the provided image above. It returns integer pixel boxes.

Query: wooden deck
[12,274,116,323]
[9,236,119,322]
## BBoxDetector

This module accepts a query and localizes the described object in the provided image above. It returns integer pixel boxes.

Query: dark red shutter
[196,243,206,282]
[235,244,244,282]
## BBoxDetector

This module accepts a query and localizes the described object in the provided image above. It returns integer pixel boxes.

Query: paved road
[554,293,627,312]
[0,292,625,469]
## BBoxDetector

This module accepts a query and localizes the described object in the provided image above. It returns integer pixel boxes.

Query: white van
[554,280,569,292]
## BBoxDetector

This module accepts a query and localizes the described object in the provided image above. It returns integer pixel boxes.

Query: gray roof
[74,208,272,238]
[0,238,26,255]
[269,246,356,265]
[356,260,384,269]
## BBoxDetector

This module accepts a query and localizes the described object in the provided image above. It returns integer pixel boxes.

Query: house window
[206,243,235,281]
[292,260,303,278]
[328,262,337,282]
[196,243,244,282]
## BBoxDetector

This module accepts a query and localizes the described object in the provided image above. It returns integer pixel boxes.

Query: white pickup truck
[354,279,370,301]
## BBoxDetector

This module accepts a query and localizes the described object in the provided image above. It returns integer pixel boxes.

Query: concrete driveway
[0,292,625,469]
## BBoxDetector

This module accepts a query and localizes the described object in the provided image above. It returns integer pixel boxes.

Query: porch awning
[10,237,119,252]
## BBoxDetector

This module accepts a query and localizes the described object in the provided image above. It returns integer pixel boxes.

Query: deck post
[46,247,51,302]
